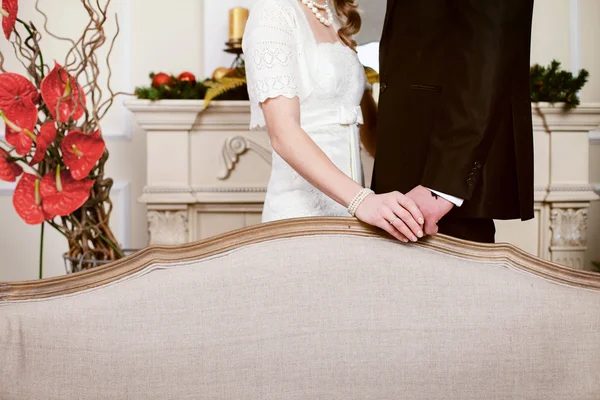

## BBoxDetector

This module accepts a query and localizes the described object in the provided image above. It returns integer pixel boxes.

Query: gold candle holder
[227,7,249,49]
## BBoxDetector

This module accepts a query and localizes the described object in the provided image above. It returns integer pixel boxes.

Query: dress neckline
[291,0,346,48]
[318,41,344,49]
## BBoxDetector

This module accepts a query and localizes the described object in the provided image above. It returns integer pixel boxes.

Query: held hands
[352,185,453,242]
[405,185,454,235]
[355,191,425,243]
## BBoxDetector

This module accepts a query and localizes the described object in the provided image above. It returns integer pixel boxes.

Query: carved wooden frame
[1,217,599,301]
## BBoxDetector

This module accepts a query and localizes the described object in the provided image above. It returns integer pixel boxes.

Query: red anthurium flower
[0,73,40,154]
[40,62,86,123]
[30,121,57,166]
[40,167,94,216]
[0,147,22,182]
[13,173,54,225]
[61,129,105,180]
[0,0,18,40]
[0,72,39,109]
[0,104,38,155]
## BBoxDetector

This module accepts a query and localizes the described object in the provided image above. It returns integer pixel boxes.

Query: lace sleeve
[243,0,300,106]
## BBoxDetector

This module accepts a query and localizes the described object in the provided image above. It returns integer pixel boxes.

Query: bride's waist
[300,105,364,131]
[300,124,359,137]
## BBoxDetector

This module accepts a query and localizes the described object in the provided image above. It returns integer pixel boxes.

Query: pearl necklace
[301,0,333,27]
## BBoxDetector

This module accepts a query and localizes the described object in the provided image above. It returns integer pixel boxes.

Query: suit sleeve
[420,0,523,200]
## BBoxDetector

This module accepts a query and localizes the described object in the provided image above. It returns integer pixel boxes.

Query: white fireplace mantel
[125,100,205,131]
[125,99,600,269]
[532,103,600,131]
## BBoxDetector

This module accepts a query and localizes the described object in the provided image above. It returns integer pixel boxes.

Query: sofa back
[1,218,600,400]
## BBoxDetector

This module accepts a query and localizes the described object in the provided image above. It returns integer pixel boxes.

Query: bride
[243,0,424,243]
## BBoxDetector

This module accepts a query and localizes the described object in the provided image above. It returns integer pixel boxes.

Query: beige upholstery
[1,231,600,399]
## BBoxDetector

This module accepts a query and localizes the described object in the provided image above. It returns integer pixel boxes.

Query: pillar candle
[229,8,249,41]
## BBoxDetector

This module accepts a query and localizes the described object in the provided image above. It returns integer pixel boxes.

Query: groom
[372,0,535,243]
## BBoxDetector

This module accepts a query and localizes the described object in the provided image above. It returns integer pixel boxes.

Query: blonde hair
[332,0,361,50]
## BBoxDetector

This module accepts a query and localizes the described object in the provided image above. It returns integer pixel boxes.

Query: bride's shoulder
[248,0,298,24]
[253,0,295,9]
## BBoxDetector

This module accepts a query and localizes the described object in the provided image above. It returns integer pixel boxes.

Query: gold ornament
[364,66,380,85]
[212,67,231,81]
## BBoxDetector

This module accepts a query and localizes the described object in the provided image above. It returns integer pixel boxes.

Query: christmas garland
[137,59,589,111]
[135,66,381,107]
[530,60,589,110]
[134,70,249,103]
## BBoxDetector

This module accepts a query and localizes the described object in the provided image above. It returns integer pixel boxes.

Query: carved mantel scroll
[218,135,272,180]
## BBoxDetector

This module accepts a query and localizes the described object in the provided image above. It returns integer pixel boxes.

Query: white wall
[204,0,258,78]
[0,0,599,281]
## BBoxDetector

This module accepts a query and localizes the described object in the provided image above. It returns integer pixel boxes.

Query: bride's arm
[360,89,378,157]
[262,95,424,242]
[263,96,362,209]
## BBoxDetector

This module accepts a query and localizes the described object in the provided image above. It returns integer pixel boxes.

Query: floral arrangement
[530,60,589,110]
[0,0,124,276]
[135,63,380,107]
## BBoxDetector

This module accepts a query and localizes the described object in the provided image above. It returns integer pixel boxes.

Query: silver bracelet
[348,188,374,217]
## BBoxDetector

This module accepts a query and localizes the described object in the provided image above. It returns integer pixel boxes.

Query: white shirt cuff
[427,188,464,207]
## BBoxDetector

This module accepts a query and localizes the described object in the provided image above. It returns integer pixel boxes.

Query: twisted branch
[35,0,81,68]
[11,0,126,268]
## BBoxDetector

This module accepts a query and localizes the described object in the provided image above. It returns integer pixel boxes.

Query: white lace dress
[243,0,368,222]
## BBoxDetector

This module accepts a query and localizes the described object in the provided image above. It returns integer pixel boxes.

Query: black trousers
[437,218,496,244]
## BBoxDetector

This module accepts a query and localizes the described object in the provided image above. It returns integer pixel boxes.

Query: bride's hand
[355,192,424,243]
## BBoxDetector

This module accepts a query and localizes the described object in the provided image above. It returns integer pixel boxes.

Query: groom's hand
[406,185,454,236]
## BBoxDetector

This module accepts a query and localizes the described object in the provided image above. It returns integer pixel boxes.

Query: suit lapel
[380,0,397,73]
[382,0,396,36]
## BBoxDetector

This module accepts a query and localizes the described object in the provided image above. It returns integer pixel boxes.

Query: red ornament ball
[152,73,172,89]
[177,71,196,85]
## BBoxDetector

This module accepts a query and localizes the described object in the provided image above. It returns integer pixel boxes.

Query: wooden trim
[1,218,599,301]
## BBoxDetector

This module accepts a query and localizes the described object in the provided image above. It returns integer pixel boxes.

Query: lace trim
[249,43,294,68]
[255,76,299,103]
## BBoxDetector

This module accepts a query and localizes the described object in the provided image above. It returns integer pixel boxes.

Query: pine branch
[530,59,589,110]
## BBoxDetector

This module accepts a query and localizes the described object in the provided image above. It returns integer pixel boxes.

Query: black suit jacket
[372,0,535,220]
